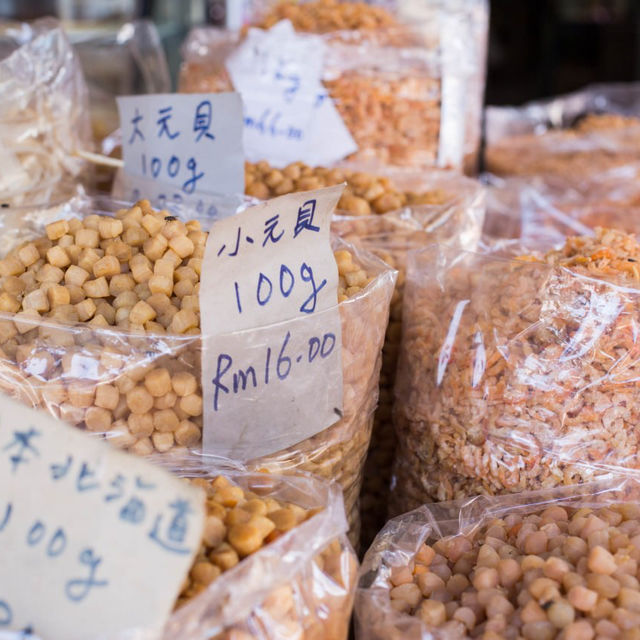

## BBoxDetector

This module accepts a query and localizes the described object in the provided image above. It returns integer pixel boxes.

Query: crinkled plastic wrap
[179,0,488,172]
[0,19,91,207]
[161,465,357,640]
[0,202,396,544]
[331,170,485,549]
[71,20,171,192]
[485,83,640,179]
[480,174,593,252]
[482,169,640,252]
[356,475,640,640]
[392,242,640,516]
[70,20,170,145]
[0,188,93,254]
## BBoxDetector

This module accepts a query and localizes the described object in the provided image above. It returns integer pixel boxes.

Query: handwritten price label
[205,312,343,459]
[200,185,344,459]
[0,395,205,640]
[226,20,357,167]
[117,92,244,198]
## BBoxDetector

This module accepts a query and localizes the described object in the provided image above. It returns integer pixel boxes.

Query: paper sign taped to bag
[201,184,343,331]
[117,92,244,197]
[0,395,205,640]
[226,20,357,166]
[200,185,344,459]
[201,309,344,460]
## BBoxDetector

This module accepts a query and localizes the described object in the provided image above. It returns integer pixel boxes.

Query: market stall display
[0,18,91,207]
[0,198,396,542]
[14,3,640,637]
[392,226,640,515]
[485,83,640,180]
[357,476,640,640]
[166,467,357,640]
[179,0,488,172]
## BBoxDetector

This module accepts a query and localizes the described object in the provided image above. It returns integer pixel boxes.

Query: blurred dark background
[487,0,640,105]
[2,0,640,106]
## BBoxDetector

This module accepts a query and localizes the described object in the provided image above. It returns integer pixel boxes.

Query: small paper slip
[117,92,244,197]
[0,395,205,640]
[226,20,357,166]
[200,185,345,460]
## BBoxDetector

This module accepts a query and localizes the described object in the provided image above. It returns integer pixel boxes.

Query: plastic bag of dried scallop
[0,196,396,544]
[357,475,640,640]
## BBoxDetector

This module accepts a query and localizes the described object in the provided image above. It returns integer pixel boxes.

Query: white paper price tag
[0,396,205,640]
[117,92,244,197]
[226,20,357,167]
[200,185,345,459]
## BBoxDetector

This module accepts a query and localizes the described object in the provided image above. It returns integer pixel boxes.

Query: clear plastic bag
[0,199,396,544]
[331,169,486,549]
[485,83,640,179]
[70,20,171,192]
[70,20,171,146]
[356,475,640,640]
[392,233,640,516]
[0,18,91,207]
[482,168,640,253]
[162,465,357,640]
[179,0,488,172]
[0,188,94,254]
[480,174,595,252]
